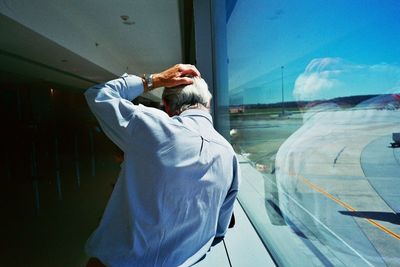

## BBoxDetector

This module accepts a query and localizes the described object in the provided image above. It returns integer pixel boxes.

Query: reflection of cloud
[305,57,344,73]
[293,57,400,101]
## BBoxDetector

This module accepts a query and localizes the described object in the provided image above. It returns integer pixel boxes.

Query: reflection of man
[84,64,239,266]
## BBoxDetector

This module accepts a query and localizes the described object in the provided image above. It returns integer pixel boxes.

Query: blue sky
[227,0,400,104]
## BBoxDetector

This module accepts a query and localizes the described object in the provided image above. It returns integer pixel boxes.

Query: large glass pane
[216,0,400,266]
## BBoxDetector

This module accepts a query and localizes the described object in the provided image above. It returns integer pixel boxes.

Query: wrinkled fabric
[84,74,239,267]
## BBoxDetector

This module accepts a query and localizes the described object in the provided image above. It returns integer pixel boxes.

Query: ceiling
[0,0,185,100]
[0,14,114,89]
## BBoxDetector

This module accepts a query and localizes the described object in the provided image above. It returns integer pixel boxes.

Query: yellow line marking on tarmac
[295,174,400,240]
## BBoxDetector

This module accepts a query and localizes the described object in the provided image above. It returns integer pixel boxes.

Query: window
[210,0,400,266]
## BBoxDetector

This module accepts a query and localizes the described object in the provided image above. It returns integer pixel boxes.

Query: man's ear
[162,100,173,117]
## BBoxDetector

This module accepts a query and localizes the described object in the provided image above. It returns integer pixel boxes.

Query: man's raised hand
[152,64,201,89]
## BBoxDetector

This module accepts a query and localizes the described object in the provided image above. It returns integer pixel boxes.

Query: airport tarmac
[232,108,400,266]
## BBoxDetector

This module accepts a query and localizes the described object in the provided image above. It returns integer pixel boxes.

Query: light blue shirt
[84,74,239,267]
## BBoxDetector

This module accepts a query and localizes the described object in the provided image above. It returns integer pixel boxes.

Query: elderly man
[84,64,239,267]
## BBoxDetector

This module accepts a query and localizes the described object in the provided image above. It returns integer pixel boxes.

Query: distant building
[229,106,245,113]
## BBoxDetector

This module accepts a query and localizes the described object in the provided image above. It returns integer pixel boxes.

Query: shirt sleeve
[84,73,144,150]
[216,155,240,237]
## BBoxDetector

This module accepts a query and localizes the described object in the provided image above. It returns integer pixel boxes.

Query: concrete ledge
[194,201,276,267]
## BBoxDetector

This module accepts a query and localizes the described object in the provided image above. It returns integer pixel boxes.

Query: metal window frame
[193,0,230,140]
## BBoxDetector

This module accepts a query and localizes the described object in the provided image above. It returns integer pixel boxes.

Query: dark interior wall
[0,79,125,266]
[0,81,119,180]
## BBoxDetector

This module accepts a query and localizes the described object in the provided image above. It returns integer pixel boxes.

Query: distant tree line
[230,94,382,109]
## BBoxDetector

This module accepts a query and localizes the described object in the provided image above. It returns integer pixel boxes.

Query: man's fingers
[164,77,193,88]
[174,77,194,86]
[157,64,201,88]
[178,64,201,77]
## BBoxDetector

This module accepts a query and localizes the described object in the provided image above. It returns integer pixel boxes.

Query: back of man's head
[162,77,212,116]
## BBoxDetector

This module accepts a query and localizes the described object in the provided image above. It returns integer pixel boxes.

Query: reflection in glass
[222,0,400,265]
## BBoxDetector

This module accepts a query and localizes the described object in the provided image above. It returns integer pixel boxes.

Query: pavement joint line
[293,173,400,240]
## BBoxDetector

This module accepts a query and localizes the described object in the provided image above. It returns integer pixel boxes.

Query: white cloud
[294,72,335,99]
[293,57,400,101]
[294,57,343,100]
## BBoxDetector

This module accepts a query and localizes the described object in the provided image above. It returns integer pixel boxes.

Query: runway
[275,109,400,266]
[232,107,400,266]
[361,135,400,215]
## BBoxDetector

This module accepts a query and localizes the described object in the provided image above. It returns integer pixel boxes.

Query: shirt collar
[179,109,213,125]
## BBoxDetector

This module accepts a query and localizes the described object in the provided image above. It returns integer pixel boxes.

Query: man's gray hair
[162,77,212,115]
